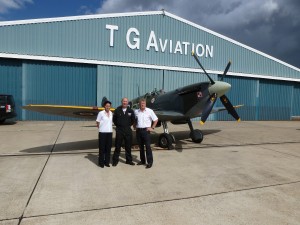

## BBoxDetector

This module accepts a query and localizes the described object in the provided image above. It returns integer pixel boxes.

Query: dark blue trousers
[136,129,153,164]
[98,132,112,166]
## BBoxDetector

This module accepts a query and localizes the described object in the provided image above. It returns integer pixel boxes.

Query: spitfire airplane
[23,52,242,149]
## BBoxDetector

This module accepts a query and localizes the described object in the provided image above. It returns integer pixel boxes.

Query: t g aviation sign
[106,25,214,58]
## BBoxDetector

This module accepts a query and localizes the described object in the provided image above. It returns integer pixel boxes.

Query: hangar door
[291,83,300,117]
[0,59,22,120]
[23,60,97,120]
[215,76,258,121]
[97,65,163,108]
[258,79,293,120]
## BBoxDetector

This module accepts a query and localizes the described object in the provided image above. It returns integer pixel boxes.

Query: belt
[136,128,148,131]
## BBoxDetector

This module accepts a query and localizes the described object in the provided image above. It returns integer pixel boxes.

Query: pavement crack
[17,121,66,225]
[257,145,300,158]
[19,180,300,221]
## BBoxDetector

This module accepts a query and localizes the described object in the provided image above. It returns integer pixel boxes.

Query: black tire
[190,129,203,143]
[158,133,174,149]
[0,119,5,124]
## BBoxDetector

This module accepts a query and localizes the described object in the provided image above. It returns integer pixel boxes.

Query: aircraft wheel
[190,129,203,143]
[158,133,174,150]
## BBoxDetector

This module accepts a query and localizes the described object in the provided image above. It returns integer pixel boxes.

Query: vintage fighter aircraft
[23,52,242,149]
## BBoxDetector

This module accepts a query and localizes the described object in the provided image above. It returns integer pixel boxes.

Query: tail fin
[101,96,108,107]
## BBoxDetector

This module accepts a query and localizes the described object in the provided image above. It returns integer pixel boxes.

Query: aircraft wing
[22,104,115,119]
[154,110,186,121]
[210,105,244,114]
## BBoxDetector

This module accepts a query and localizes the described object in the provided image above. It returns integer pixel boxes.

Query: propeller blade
[200,93,217,125]
[220,61,231,81]
[192,52,215,84]
[220,95,241,122]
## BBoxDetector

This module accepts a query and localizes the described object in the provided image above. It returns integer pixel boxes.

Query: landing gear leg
[187,119,203,143]
[158,122,174,150]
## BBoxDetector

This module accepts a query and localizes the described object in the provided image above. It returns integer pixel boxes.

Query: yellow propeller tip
[237,118,241,122]
[191,51,194,56]
[200,121,204,125]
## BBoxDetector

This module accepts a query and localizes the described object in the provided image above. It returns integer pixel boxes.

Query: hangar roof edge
[0,10,299,73]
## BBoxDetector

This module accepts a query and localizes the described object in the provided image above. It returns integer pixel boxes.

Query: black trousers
[112,129,133,163]
[136,129,153,164]
[98,132,112,166]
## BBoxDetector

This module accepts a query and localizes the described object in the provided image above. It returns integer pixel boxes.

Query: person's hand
[147,127,154,132]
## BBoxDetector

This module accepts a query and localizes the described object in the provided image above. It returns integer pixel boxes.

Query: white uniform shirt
[134,107,158,128]
[96,110,113,133]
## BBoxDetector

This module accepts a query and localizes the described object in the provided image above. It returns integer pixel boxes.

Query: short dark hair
[102,100,112,107]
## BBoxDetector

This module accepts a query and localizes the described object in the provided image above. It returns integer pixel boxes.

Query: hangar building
[0,11,300,121]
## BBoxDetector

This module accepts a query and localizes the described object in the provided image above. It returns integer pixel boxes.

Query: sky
[0,0,299,69]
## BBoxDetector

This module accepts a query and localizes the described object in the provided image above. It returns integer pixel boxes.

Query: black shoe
[112,162,118,167]
[99,164,104,168]
[137,161,145,165]
[145,164,152,169]
[105,164,110,167]
[126,161,135,166]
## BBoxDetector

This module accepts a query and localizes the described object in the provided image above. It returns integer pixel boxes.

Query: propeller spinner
[191,52,241,124]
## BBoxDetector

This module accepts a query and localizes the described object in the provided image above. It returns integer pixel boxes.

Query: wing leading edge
[23,104,242,121]
[22,104,115,119]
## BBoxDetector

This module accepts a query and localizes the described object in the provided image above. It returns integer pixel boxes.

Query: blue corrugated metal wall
[97,65,163,108]
[1,57,300,121]
[1,13,300,79]
[163,70,217,91]
[0,59,22,120]
[23,60,97,120]
[258,79,293,120]
[216,76,258,121]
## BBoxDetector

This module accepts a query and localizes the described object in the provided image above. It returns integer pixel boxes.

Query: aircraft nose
[208,81,231,97]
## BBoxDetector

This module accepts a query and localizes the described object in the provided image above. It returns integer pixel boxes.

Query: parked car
[0,94,17,123]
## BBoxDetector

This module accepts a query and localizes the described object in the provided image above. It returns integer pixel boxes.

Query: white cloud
[95,0,300,67]
[95,0,288,30]
[0,0,33,14]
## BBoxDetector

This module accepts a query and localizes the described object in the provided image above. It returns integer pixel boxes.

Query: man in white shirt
[96,100,113,168]
[134,98,158,169]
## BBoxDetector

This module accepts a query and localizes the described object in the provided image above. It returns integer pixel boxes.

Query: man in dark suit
[112,97,136,166]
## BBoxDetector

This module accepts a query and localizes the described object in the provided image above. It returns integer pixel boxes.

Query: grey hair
[121,97,128,102]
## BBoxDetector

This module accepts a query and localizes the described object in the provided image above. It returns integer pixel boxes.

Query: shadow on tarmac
[0,120,17,126]
[19,129,221,154]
